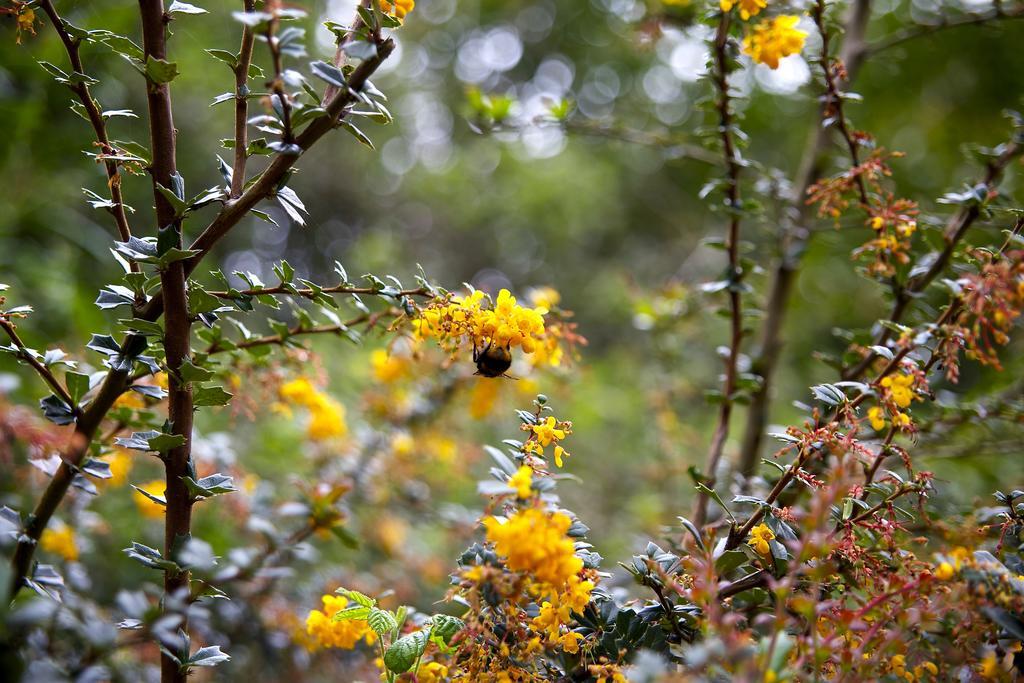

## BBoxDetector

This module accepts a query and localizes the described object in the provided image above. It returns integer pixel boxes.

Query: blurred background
[1,0,1023,679]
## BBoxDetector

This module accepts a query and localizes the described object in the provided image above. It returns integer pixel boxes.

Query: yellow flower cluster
[416,289,547,354]
[934,546,971,581]
[720,0,766,20]
[890,654,939,681]
[508,465,534,499]
[880,372,917,408]
[483,508,582,587]
[304,594,377,650]
[279,378,348,441]
[103,449,133,487]
[371,349,410,383]
[417,662,449,683]
[134,479,166,519]
[867,405,911,432]
[524,416,573,467]
[531,575,594,650]
[748,523,775,556]
[743,15,807,69]
[381,0,414,20]
[40,523,78,562]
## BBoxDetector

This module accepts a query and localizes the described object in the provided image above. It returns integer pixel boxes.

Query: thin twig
[693,11,744,528]
[737,0,873,475]
[9,2,397,601]
[0,319,76,408]
[231,0,257,198]
[38,0,137,271]
[864,5,1024,57]
[841,140,1023,381]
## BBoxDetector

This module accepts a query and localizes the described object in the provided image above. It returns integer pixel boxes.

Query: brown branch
[693,11,744,528]
[841,140,1023,381]
[737,0,872,476]
[138,3,194,682]
[727,295,962,550]
[230,0,257,198]
[264,11,294,145]
[9,3,396,602]
[0,319,76,409]
[207,284,430,301]
[38,0,137,271]
[203,311,392,355]
[865,4,1024,56]
[812,0,869,207]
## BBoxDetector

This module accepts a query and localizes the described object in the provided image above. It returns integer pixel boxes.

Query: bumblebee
[473,341,513,378]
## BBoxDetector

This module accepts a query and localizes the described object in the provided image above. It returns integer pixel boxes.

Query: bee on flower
[413,288,558,378]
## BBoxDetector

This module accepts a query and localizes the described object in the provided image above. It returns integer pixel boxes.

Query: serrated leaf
[367,608,398,636]
[384,630,428,674]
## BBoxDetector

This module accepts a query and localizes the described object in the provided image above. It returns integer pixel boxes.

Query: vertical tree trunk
[139,3,194,682]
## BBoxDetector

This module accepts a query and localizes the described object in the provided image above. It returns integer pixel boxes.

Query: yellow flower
[483,508,583,587]
[15,6,37,44]
[103,449,133,487]
[371,349,409,383]
[391,431,415,457]
[559,631,584,654]
[134,479,166,519]
[416,288,550,358]
[980,650,1000,680]
[417,662,449,683]
[305,594,377,650]
[554,445,569,468]
[469,378,501,419]
[532,416,566,447]
[508,465,534,499]
[743,15,807,69]
[280,378,348,440]
[380,0,414,20]
[896,220,917,237]
[720,0,766,21]
[748,523,775,556]
[375,515,409,556]
[40,523,78,562]
[528,286,561,312]
[867,406,886,431]
[892,411,912,429]
[880,372,916,409]
[934,562,955,581]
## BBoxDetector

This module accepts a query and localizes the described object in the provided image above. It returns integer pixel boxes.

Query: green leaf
[341,40,378,61]
[65,371,91,404]
[124,541,179,572]
[335,587,376,608]
[384,629,428,674]
[309,60,346,88]
[367,608,398,636]
[331,605,371,622]
[148,432,187,453]
[205,49,238,69]
[183,473,237,500]
[193,385,233,407]
[145,56,180,85]
[168,1,207,15]
[429,614,464,646]
[179,359,214,383]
